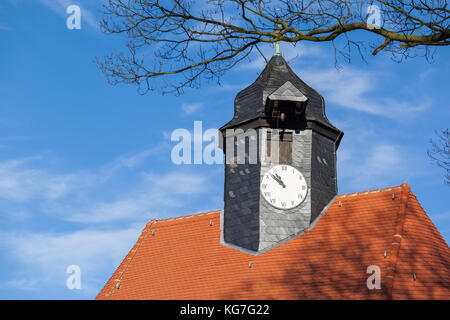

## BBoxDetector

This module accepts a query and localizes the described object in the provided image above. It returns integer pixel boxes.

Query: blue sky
[0,0,449,299]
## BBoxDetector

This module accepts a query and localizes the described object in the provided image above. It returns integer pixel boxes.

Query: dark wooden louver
[265,99,307,127]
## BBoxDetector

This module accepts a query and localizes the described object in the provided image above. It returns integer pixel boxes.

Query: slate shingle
[220,54,339,134]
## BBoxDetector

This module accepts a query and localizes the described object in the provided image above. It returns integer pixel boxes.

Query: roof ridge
[97,212,223,299]
[119,186,406,230]
[383,183,411,299]
[337,185,403,198]
[101,220,157,299]
[153,210,220,224]
[144,185,406,226]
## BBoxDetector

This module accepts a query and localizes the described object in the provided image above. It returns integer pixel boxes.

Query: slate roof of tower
[220,54,340,134]
[96,184,450,300]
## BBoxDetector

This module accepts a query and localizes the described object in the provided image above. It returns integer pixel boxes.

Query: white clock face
[260,164,308,210]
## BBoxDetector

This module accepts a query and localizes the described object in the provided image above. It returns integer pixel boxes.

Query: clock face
[260,164,308,210]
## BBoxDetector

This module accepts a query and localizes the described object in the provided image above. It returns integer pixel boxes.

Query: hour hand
[270,173,286,188]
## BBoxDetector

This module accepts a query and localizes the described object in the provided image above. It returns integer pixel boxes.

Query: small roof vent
[268,81,308,102]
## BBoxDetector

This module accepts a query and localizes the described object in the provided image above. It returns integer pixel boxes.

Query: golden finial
[275,22,282,55]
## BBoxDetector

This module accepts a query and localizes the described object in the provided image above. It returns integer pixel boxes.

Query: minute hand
[269,173,286,188]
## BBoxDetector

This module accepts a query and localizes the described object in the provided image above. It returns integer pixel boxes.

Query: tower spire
[275,8,282,55]
[275,21,282,55]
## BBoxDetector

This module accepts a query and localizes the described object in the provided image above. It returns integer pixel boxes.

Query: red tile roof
[96,184,450,300]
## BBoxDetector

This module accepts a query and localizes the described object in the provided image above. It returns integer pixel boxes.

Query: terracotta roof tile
[96,185,450,300]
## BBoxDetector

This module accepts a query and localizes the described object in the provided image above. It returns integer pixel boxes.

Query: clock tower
[219,53,343,254]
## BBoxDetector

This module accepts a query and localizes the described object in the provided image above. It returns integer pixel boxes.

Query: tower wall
[222,127,339,253]
[310,131,338,223]
[258,128,313,251]
[223,131,261,251]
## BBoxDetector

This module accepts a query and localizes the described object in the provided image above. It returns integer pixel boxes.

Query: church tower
[219,53,343,253]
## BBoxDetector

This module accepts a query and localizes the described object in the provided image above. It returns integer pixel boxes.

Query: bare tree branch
[428,129,450,186]
[96,0,450,94]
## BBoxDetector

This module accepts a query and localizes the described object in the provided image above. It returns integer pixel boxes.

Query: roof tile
[96,184,450,300]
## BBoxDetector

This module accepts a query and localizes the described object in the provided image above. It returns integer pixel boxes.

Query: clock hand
[275,173,287,188]
[269,173,286,188]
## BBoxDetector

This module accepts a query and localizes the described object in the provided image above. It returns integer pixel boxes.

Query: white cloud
[336,117,410,190]
[143,171,208,195]
[181,102,204,115]
[338,142,413,190]
[0,158,77,202]
[0,146,161,203]
[4,227,141,297]
[299,67,430,118]
[6,279,41,291]
[419,68,437,82]
[68,171,210,224]
[0,141,217,225]
[0,146,219,297]
[69,196,155,224]
[98,146,164,180]
[364,144,402,173]
[233,43,428,119]
[115,149,155,169]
